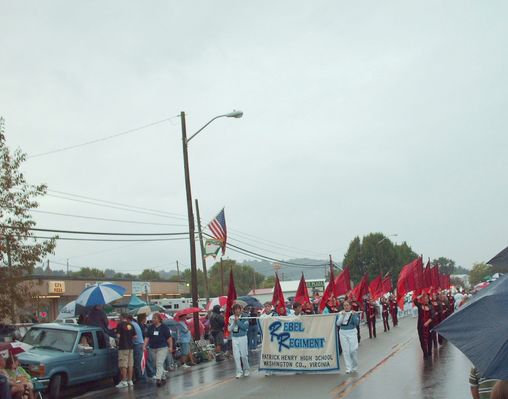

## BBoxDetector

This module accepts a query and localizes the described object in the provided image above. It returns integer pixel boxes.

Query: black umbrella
[236,295,263,310]
[434,274,508,379]
[487,246,508,271]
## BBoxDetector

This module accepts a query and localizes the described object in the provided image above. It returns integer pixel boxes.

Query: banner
[259,314,339,372]
[204,239,222,258]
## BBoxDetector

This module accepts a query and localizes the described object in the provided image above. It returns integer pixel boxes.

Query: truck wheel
[48,374,62,399]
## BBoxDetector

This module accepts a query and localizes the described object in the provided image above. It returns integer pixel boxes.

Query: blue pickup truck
[17,323,119,399]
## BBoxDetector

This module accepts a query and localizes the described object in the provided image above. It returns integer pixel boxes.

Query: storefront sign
[48,281,65,294]
[132,281,151,295]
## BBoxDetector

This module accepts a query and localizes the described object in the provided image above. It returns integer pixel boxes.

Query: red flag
[382,275,392,294]
[369,275,383,300]
[423,261,432,292]
[272,274,287,316]
[351,274,370,302]
[294,273,310,306]
[431,264,440,291]
[334,267,352,296]
[318,261,336,313]
[439,273,450,290]
[224,268,237,335]
[396,256,423,309]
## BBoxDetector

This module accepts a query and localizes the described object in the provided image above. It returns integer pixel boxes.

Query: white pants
[151,347,167,380]
[232,335,249,374]
[339,328,358,372]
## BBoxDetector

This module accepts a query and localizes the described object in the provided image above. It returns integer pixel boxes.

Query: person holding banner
[380,297,390,332]
[228,303,250,379]
[337,301,360,374]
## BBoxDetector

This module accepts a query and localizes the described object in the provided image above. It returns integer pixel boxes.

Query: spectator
[209,305,225,361]
[128,315,146,383]
[144,313,173,387]
[115,313,136,389]
[176,316,193,369]
[470,366,498,399]
[491,381,508,399]
[137,314,155,379]
[5,356,35,399]
[293,302,303,316]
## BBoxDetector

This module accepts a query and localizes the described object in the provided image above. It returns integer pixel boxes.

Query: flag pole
[195,199,210,303]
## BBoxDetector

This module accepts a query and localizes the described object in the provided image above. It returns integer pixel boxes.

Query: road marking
[172,375,237,398]
[331,337,414,398]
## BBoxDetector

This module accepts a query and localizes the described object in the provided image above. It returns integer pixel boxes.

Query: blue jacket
[228,316,248,337]
[336,312,360,330]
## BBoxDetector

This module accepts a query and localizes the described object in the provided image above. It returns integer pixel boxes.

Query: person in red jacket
[388,295,398,327]
[364,297,377,339]
[380,297,390,332]
[414,293,435,359]
[429,292,441,350]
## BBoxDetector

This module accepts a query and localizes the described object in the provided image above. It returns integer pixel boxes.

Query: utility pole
[180,111,200,341]
[66,259,69,276]
[220,258,224,296]
[176,260,180,295]
[195,199,209,302]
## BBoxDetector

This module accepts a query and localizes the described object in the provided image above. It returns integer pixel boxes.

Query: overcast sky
[1,1,507,276]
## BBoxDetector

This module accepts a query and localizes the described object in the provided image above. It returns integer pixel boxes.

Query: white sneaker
[236,372,243,379]
[116,381,128,388]
[127,380,133,387]
[243,370,250,377]
[183,364,191,369]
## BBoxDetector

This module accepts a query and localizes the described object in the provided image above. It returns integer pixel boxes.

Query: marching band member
[228,303,250,379]
[388,295,398,327]
[364,297,377,339]
[414,293,435,359]
[380,297,390,332]
[337,301,360,374]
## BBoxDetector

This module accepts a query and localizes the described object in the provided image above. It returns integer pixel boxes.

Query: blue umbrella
[237,295,263,309]
[435,274,508,379]
[127,295,147,310]
[76,283,126,307]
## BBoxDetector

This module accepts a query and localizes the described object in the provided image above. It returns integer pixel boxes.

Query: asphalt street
[69,315,472,399]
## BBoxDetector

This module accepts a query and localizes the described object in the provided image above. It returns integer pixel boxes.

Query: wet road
[70,316,472,399]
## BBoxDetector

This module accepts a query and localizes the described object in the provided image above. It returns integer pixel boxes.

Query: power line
[27,116,178,159]
[1,226,188,236]
[22,236,189,242]
[30,209,188,227]
[47,189,187,219]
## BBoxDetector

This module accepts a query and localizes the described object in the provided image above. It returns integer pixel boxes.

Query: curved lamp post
[180,110,243,340]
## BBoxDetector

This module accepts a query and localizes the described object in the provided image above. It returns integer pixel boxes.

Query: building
[26,275,189,321]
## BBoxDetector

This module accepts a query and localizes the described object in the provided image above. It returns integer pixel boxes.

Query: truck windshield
[23,328,77,352]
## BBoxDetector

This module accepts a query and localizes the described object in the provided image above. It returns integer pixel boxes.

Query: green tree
[71,267,106,278]
[139,269,160,280]
[205,260,265,297]
[343,233,418,287]
[0,118,56,322]
[432,257,456,275]
[260,275,275,288]
[469,262,492,286]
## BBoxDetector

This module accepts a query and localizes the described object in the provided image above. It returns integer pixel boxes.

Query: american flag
[207,208,227,255]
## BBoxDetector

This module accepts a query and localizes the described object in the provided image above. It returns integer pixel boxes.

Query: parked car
[53,318,78,325]
[17,323,118,399]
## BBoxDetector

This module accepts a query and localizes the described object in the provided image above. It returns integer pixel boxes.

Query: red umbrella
[205,296,228,311]
[174,307,202,320]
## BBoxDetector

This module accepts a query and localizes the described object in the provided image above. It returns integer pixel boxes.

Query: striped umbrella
[76,283,126,307]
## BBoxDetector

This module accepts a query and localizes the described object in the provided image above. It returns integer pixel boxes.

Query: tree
[343,233,417,288]
[104,268,116,278]
[179,260,266,298]
[71,267,105,278]
[450,276,465,289]
[139,269,160,281]
[260,275,275,288]
[0,118,56,323]
[432,257,456,275]
[469,262,492,286]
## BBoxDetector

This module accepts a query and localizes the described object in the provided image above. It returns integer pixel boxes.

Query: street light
[180,110,243,340]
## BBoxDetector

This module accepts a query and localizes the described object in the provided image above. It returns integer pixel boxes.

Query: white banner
[259,314,339,372]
